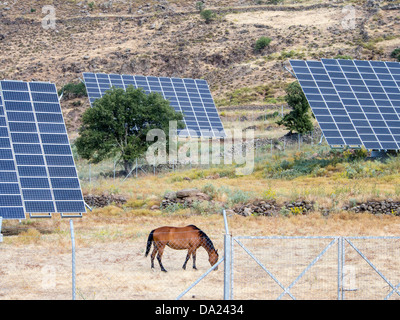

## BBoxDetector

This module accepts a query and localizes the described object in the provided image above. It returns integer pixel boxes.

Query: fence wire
[0,228,224,300]
[1,228,400,300]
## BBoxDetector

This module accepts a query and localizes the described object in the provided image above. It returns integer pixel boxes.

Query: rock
[243,207,252,216]
[84,194,127,208]
[150,205,160,211]
[164,191,177,200]
[176,188,199,198]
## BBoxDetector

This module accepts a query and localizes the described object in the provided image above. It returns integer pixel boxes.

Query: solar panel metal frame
[82,73,226,139]
[0,80,86,219]
[290,59,400,151]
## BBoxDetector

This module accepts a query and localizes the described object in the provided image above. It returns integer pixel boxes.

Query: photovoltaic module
[0,80,86,219]
[290,59,400,150]
[83,73,226,138]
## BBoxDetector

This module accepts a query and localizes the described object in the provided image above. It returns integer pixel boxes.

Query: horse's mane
[188,225,216,251]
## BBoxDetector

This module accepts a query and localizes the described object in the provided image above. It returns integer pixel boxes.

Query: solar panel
[0,80,86,219]
[82,73,226,138]
[290,59,400,150]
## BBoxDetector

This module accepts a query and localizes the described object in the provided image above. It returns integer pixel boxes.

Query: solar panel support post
[319,134,325,145]
[0,217,3,243]
[70,219,76,300]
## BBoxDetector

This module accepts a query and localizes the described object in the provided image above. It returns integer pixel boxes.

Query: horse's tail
[145,230,155,257]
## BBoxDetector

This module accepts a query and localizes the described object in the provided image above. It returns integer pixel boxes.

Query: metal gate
[229,236,400,300]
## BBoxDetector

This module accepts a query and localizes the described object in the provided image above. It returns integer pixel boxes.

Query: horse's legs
[192,250,197,270]
[156,243,167,272]
[183,250,191,270]
[150,244,158,270]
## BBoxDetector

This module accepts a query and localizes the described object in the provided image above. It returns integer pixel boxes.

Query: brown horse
[145,225,219,272]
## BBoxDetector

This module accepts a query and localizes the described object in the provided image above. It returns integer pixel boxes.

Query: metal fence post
[224,234,232,300]
[223,210,232,300]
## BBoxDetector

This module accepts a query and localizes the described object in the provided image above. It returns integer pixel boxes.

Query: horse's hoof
[162,269,167,273]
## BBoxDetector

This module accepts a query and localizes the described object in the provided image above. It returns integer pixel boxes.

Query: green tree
[200,9,215,24]
[75,86,185,173]
[276,81,313,134]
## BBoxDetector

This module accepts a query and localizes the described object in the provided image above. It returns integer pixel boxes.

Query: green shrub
[255,36,272,52]
[200,9,215,24]
[59,82,87,99]
[391,48,400,61]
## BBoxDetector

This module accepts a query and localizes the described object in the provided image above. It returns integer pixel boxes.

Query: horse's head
[209,249,219,271]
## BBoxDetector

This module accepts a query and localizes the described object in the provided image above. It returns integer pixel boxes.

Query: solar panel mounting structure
[82,73,226,139]
[0,80,86,220]
[290,59,400,152]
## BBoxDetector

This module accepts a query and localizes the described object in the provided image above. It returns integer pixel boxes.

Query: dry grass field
[2,160,400,300]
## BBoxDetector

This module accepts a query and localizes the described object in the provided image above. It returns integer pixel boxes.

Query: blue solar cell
[22,189,53,200]
[0,160,15,170]
[53,190,83,201]
[0,149,13,159]
[13,144,42,154]
[29,83,56,93]
[7,112,35,122]
[34,103,61,113]
[0,172,17,182]
[25,201,55,213]
[16,155,45,166]
[0,195,22,206]
[56,201,86,213]
[43,145,71,155]
[40,134,69,144]
[50,178,80,189]
[48,167,77,177]
[46,156,74,166]
[3,91,30,101]
[0,207,25,219]
[31,92,59,103]
[9,122,37,133]
[18,166,47,177]
[2,81,29,91]
[0,183,20,194]
[4,101,33,111]
[20,178,49,188]
[38,123,66,133]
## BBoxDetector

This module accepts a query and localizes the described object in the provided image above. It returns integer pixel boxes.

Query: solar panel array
[83,73,226,138]
[290,59,400,150]
[0,80,86,219]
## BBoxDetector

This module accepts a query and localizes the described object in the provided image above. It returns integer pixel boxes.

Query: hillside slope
[0,0,399,133]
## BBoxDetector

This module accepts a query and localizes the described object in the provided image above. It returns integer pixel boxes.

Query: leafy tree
[276,81,313,134]
[75,86,185,173]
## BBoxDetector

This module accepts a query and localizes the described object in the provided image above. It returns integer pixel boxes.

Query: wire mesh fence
[0,224,225,300]
[1,222,399,300]
[231,236,339,300]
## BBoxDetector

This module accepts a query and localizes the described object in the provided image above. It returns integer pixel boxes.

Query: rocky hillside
[0,0,399,134]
